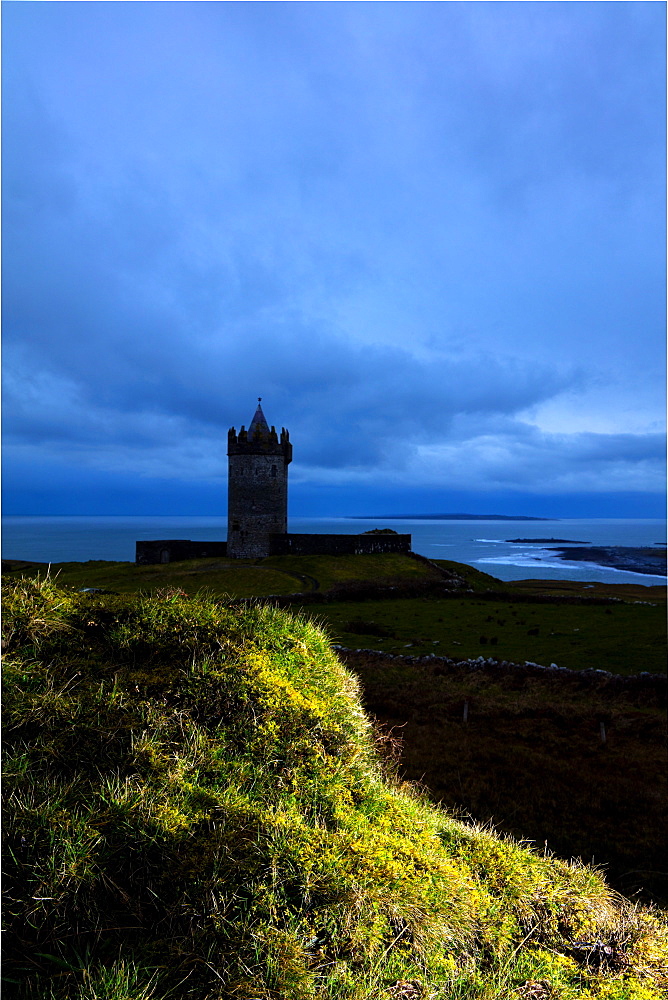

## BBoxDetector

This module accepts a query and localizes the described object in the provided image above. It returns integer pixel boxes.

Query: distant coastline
[548,545,667,578]
[348,513,552,521]
[507,537,585,543]
[3,516,665,585]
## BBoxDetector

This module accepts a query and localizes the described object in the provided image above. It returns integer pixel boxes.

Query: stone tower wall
[227,423,292,558]
[136,539,227,564]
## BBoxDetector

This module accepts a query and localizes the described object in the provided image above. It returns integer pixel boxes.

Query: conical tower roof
[247,399,270,441]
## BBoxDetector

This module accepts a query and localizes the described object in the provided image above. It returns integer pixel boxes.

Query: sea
[2,516,666,586]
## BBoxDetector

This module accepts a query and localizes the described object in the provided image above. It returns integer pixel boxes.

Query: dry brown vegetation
[341,649,667,905]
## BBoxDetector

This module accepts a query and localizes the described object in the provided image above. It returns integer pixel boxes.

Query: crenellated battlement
[227,424,292,461]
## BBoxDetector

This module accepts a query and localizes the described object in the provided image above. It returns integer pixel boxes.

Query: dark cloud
[2,2,665,514]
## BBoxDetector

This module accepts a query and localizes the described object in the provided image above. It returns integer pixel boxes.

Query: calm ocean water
[2,515,666,585]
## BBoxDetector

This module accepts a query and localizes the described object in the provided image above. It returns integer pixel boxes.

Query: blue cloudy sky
[2,1,665,517]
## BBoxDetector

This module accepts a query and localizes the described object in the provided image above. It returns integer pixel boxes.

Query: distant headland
[349,513,553,521]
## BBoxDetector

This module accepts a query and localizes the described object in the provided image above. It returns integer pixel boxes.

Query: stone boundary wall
[135,540,227,565]
[269,533,412,556]
[135,533,410,564]
[234,584,640,608]
[253,580,453,605]
[334,645,667,699]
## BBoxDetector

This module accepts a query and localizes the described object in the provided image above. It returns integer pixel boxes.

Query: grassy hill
[3,577,667,1000]
[1,552,450,599]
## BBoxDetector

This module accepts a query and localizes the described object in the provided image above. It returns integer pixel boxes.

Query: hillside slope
[1,551,455,599]
[3,578,667,1000]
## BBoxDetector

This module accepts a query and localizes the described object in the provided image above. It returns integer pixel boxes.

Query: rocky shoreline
[507,537,586,544]
[548,545,666,577]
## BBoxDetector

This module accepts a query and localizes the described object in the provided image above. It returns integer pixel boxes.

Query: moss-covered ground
[3,577,667,1000]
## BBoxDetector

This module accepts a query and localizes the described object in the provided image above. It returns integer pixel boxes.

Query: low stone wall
[268,533,412,556]
[136,532,410,563]
[135,540,227,565]
[335,646,667,698]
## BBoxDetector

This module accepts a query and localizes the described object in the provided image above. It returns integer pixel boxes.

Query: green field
[317,593,666,674]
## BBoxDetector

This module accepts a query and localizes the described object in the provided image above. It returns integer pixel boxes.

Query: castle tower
[227,400,292,558]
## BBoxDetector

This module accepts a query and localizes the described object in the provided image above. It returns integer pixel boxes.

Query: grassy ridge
[3,577,667,999]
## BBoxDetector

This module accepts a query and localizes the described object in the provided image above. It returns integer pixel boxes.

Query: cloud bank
[2,2,665,515]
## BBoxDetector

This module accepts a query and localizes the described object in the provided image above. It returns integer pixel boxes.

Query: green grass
[432,560,512,593]
[1,552,445,598]
[312,595,666,675]
[3,576,667,1000]
[262,551,447,591]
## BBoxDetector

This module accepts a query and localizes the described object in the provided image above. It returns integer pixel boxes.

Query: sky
[2,1,666,518]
